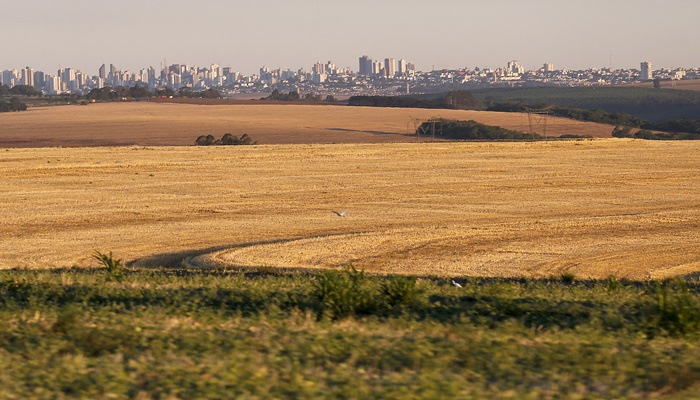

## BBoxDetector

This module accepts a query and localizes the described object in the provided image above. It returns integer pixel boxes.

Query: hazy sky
[3,0,698,76]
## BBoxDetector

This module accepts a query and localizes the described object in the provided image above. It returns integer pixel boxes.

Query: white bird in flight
[451,279,462,288]
[332,210,348,217]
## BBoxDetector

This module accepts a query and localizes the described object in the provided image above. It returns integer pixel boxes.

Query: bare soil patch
[0,102,615,148]
[1,140,699,279]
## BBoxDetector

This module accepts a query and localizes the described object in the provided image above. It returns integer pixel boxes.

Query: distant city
[1,57,698,98]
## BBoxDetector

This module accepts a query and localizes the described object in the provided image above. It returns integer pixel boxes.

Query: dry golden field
[0,102,615,147]
[1,140,699,279]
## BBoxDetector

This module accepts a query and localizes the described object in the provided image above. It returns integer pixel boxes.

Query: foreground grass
[1,267,699,399]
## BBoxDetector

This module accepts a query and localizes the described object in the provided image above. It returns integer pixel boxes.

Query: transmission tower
[419,118,442,138]
[523,106,553,137]
[407,115,425,135]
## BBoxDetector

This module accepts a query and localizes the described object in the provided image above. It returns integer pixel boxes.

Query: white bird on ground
[332,210,348,217]
[451,279,462,288]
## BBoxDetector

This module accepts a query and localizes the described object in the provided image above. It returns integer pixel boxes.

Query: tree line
[86,85,221,101]
[418,119,542,141]
[0,84,40,96]
[195,133,256,146]
[262,89,336,103]
[0,97,27,112]
[349,89,700,139]
[348,90,478,110]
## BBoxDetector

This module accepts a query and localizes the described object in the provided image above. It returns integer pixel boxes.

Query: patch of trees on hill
[262,89,335,103]
[0,97,27,112]
[470,86,700,124]
[485,102,647,127]
[419,119,542,141]
[86,85,220,101]
[195,133,257,146]
[178,87,221,99]
[1,85,40,96]
[612,124,700,140]
[352,90,700,140]
[348,90,477,110]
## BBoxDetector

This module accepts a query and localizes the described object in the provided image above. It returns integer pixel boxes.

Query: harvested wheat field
[1,139,699,279]
[0,102,615,147]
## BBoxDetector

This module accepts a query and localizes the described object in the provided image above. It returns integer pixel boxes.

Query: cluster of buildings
[1,59,698,97]
[358,56,416,78]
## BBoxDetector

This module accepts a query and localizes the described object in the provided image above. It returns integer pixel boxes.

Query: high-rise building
[60,68,75,86]
[21,67,34,87]
[0,70,15,86]
[99,64,106,80]
[373,61,383,75]
[397,59,407,76]
[312,62,324,75]
[139,69,149,83]
[325,61,335,75]
[33,70,45,90]
[640,61,653,81]
[44,74,61,94]
[544,63,554,73]
[1,70,10,85]
[507,60,524,75]
[210,64,220,79]
[384,58,395,77]
[359,55,373,75]
[147,67,157,86]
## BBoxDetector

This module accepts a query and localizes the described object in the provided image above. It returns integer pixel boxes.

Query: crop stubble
[1,139,699,279]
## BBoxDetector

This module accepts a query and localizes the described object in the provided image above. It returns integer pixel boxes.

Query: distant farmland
[0,102,616,147]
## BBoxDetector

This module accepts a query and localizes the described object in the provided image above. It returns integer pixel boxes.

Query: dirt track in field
[1,140,699,279]
[0,102,615,148]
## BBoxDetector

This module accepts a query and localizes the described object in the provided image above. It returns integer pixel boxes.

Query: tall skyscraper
[210,64,220,79]
[373,61,383,75]
[384,58,395,77]
[45,74,61,94]
[312,62,324,75]
[640,61,653,81]
[397,59,407,76]
[21,67,34,87]
[359,55,373,75]
[33,70,45,90]
[0,70,14,86]
[99,64,106,80]
[61,68,75,85]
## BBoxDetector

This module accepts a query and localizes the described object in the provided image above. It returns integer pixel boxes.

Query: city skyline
[2,0,699,76]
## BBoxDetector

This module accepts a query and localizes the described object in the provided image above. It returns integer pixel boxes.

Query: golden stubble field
[1,140,699,280]
[0,102,616,147]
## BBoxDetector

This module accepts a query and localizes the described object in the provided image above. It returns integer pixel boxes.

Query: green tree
[443,90,476,109]
[9,85,37,96]
[129,84,150,99]
[653,77,662,89]
[0,97,28,112]
[155,88,175,97]
[178,87,193,97]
